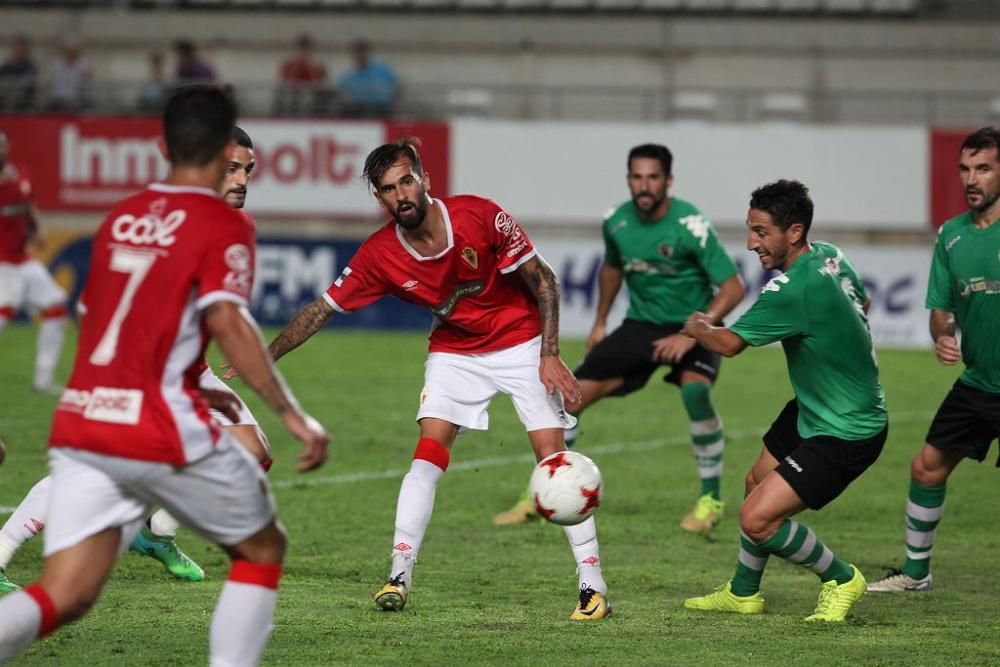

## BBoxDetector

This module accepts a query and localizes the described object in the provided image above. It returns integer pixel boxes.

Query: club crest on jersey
[657,243,674,258]
[461,246,478,270]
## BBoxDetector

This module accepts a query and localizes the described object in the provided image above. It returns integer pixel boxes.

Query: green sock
[760,519,853,585]
[731,530,769,596]
[900,479,946,580]
[681,382,723,500]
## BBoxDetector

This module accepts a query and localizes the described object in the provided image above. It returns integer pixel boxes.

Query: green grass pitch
[1,325,998,665]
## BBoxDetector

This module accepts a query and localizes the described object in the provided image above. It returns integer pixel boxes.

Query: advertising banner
[929,128,973,227]
[533,238,934,348]
[0,116,449,217]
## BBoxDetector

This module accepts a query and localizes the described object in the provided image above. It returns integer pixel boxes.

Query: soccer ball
[529,451,603,526]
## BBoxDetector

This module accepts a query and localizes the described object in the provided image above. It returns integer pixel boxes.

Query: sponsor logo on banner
[4,117,449,216]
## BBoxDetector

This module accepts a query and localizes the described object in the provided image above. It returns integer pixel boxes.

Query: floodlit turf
[1,325,998,665]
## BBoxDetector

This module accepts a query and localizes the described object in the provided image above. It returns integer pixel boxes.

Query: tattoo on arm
[518,257,561,357]
[268,298,334,362]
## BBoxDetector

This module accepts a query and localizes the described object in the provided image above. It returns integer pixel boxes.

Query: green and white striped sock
[900,480,946,580]
[690,417,724,500]
[760,519,853,585]
[731,530,769,596]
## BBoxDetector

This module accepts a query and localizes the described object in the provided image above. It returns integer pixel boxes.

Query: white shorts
[43,436,275,556]
[0,260,66,313]
[417,336,577,433]
[198,368,259,427]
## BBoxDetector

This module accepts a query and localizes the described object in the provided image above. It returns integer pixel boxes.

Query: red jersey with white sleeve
[324,195,541,354]
[191,208,256,377]
[0,164,35,264]
[49,184,255,465]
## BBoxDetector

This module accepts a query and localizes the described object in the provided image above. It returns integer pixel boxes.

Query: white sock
[390,459,445,589]
[149,509,180,539]
[34,316,67,389]
[0,476,52,569]
[210,570,279,667]
[0,590,44,662]
[564,517,606,595]
[0,316,8,334]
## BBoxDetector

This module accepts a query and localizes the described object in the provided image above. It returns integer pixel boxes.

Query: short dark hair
[960,126,1000,157]
[749,179,814,235]
[628,143,672,176]
[363,138,423,189]
[162,85,237,167]
[232,125,253,149]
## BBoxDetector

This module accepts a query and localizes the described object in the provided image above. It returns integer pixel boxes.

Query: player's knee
[910,449,947,487]
[739,504,778,543]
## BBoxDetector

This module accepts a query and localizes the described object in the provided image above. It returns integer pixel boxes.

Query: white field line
[270,410,934,490]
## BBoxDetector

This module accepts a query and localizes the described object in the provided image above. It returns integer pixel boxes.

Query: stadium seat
[989,96,1000,123]
[823,0,867,11]
[732,0,776,11]
[445,88,495,117]
[756,91,809,121]
[871,0,918,12]
[776,0,821,10]
[593,0,639,9]
[684,0,729,10]
[455,0,502,8]
[638,0,684,9]
[670,90,720,121]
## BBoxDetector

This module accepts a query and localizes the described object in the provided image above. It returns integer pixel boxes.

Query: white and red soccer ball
[529,451,603,526]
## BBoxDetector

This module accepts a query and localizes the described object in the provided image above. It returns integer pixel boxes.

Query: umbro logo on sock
[393,542,413,552]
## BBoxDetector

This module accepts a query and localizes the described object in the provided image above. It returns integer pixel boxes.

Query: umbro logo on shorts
[784,456,803,473]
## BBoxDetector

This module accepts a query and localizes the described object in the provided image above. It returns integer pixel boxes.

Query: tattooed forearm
[268,297,335,362]
[518,256,561,357]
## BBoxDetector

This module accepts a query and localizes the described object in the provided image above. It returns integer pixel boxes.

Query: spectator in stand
[137,52,167,113]
[173,40,216,84]
[48,40,93,112]
[0,35,38,112]
[275,34,328,116]
[337,39,398,118]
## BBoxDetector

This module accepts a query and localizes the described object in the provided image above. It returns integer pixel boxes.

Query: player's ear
[157,137,169,161]
[667,174,674,189]
[421,171,431,193]
[788,222,805,244]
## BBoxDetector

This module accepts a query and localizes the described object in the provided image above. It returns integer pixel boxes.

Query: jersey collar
[148,183,220,198]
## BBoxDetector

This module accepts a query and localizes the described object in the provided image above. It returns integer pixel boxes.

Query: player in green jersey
[682,179,887,622]
[494,144,745,533]
[868,126,1000,594]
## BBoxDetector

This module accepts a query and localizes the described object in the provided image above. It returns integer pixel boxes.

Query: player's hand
[935,335,961,366]
[281,409,330,472]
[682,312,713,339]
[585,323,607,352]
[199,387,242,424]
[220,361,239,381]
[652,333,697,364]
[540,356,582,405]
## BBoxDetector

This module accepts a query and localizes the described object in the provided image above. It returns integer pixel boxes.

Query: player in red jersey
[0,87,329,665]
[0,127,273,590]
[0,129,69,394]
[243,138,611,620]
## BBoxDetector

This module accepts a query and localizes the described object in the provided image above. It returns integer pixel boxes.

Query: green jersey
[602,198,738,324]
[731,241,887,441]
[926,211,1000,393]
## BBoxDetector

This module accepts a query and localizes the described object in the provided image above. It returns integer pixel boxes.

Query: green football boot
[130,527,205,582]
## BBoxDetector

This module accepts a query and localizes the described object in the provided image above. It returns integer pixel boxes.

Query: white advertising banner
[240,121,385,218]
[453,120,928,229]
[533,237,934,348]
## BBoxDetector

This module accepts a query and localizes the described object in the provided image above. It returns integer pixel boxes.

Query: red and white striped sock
[389,437,449,589]
[0,585,59,662]
[209,561,282,667]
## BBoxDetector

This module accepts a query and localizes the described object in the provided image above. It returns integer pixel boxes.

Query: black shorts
[926,380,1000,465]
[764,399,887,510]
[574,318,721,395]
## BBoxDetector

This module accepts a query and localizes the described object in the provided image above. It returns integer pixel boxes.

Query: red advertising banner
[929,129,971,228]
[0,115,449,217]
